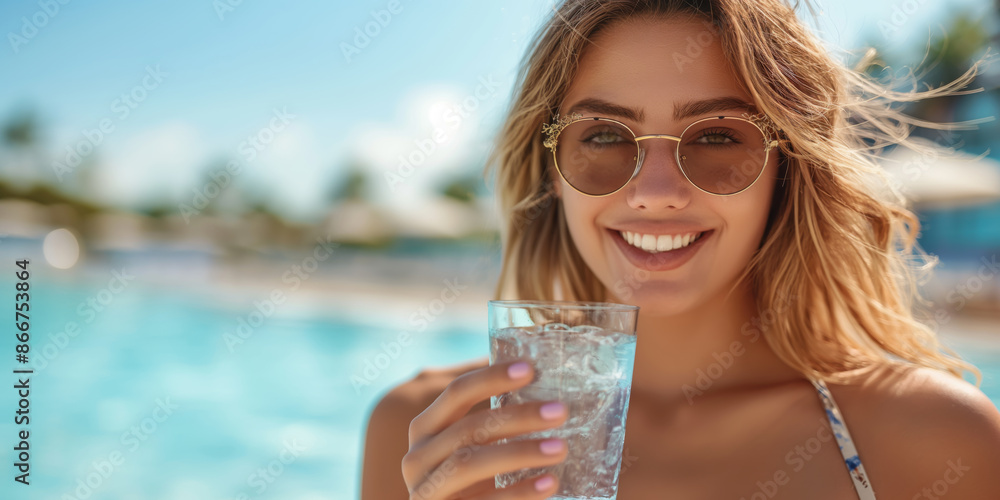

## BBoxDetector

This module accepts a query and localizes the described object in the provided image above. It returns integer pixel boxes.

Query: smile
[609,228,713,272]
[619,231,705,253]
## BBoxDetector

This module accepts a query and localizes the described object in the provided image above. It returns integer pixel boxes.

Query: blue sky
[0,0,990,220]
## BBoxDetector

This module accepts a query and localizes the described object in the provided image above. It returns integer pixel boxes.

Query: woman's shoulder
[826,363,1000,496]
[827,362,1000,420]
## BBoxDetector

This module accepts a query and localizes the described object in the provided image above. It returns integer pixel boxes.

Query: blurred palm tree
[2,109,38,147]
[439,174,480,204]
[329,162,370,203]
[1,108,44,189]
[862,6,998,151]
[1,107,104,208]
[0,108,101,223]
[860,4,1000,257]
[912,10,993,135]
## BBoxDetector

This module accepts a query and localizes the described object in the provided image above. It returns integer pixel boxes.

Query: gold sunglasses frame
[542,112,782,197]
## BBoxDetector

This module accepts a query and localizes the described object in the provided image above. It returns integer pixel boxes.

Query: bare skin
[364,358,1000,499]
[361,15,1000,500]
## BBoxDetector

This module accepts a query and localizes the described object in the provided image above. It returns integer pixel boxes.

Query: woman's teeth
[620,231,703,253]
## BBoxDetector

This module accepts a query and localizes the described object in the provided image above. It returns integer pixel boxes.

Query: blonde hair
[484,0,983,385]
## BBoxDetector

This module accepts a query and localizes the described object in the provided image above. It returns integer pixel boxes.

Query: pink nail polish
[540,402,566,420]
[507,362,530,379]
[539,438,565,455]
[534,475,555,491]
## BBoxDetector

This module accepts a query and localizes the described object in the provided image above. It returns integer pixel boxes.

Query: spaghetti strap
[810,378,878,500]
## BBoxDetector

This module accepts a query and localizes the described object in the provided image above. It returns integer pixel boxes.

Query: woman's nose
[625,140,693,211]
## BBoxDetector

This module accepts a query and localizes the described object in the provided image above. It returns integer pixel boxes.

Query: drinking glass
[488,300,639,500]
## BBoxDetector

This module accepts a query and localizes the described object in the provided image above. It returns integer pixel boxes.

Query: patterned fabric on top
[810,378,877,500]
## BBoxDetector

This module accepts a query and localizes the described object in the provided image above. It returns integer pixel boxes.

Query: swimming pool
[1,272,996,500]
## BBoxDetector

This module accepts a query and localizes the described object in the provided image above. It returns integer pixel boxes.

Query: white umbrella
[876,138,1000,209]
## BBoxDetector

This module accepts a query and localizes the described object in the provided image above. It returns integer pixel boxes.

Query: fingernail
[507,362,530,379]
[539,438,565,455]
[534,475,555,491]
[539,402,566,420]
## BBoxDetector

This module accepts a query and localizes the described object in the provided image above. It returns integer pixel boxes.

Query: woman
[362,0,1000,498]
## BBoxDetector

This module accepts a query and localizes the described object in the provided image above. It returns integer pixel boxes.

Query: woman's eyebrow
[566,98,645,122]
[674,96,756,120]
[565,96,756,122]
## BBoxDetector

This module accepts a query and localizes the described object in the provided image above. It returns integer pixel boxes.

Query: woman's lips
[609,228,713,272]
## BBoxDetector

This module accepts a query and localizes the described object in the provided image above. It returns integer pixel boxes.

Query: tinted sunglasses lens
[678,118,768,195]
[555,120,637,196]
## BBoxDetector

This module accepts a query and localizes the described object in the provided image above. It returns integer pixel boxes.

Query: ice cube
[568,325,604,335]
[542,322,571,332]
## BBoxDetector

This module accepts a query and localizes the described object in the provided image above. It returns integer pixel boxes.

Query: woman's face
[553,15,780,315]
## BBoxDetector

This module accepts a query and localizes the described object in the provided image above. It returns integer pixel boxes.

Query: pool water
[0,276,997,500]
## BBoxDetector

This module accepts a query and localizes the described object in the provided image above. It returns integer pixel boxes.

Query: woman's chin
[606,286,701,315]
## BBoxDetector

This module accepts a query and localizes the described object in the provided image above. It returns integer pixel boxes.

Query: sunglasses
[542,112,782,196]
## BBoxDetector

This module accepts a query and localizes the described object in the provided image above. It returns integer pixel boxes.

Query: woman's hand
[401,360,569,499]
